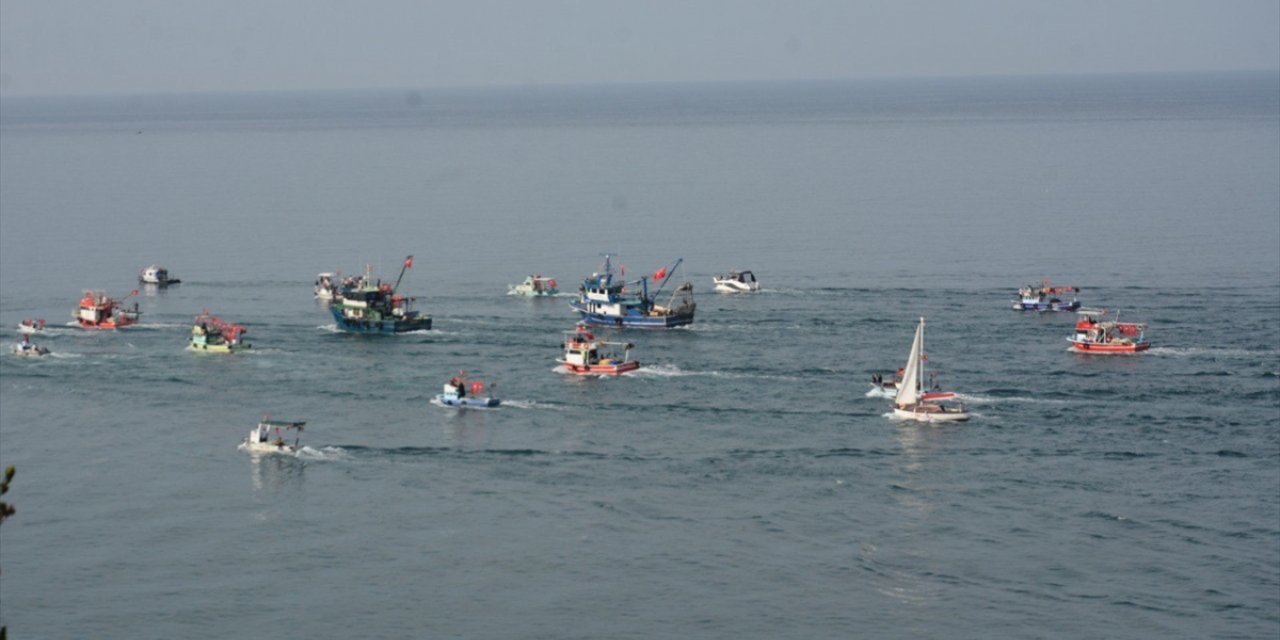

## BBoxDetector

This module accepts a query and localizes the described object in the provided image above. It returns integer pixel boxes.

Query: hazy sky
[1,0,1276,96]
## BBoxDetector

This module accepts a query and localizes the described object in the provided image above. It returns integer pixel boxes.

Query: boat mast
[392,255,413,293]
[917,317,925,397]
[652,258,683,297]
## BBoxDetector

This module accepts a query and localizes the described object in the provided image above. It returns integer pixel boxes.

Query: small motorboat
[891,318,969,423]
[17,319,46,334]
[11,334,50,358]
[314,272,338,299]
[558,324,641,375]
[189,311,251,353]
[1067,309,1150,354]
[435,372,501,408]
[713,270,760,293]
[139,265,181,286]
[509,274,558,297]
[868,369,905,398]
[240,419,304,455]
[1013,279,1080,311]
[74,290,140,329]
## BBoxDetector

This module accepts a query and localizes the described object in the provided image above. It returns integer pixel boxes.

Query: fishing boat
[435,372,501,408]
[73,290,140,329]
[139,265,180,286]
[329,256,431,334]
[189,311,251,353]
[1067,309,1150,354]
[314,272,338,299]
[558,323,641,375]
[11,334,50,358]
[713,270,760,293]
[892,318,969,422]
[509,274,558,297]
[240,419,305,455]
[17,319,46,334]
[1013,279,1080,311]
[569,255,695,329]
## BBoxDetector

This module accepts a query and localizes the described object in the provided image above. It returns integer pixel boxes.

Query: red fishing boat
[74,290,140,329]
[558,324,640,375]
[1068,309,1150,354]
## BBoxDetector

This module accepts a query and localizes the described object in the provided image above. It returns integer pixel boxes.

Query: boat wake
[499,399,561,410]
[865,387,897,399]
[132,322,185,330]
[1148,346,1279,359]
[630,364,800,381]
[954,393,1069,405]
[295,446,348,461]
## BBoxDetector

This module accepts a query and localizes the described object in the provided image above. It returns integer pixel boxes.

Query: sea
[1,71,1277,639]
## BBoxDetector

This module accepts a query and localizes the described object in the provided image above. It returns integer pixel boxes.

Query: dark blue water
[1,72,1277,638]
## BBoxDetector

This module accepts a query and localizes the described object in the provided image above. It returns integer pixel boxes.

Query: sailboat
[892,317,969,423]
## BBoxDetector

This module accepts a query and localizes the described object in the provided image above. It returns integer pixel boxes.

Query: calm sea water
[1,72,1277,639]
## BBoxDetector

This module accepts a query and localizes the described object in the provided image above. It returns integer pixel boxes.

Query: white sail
[895,318,924,407]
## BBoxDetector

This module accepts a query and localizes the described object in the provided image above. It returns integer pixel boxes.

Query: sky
[0,0,1277,96]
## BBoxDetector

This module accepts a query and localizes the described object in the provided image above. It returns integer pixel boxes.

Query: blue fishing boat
[569,255,696,329]
[1012,279,1081,312]
[329,256,431,333]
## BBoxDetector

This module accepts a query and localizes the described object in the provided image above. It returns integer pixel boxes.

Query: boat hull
[11,346,50,357]
[893,405,970,422]
[435,395,501,408]
[510,285,558,297]
[189,341,251,353]
[239,440,297,455]
[570,302,694,329]
[328,307,431,333]
[713,281,759,293]
[1067,339,1150,354]
[867,383,898,398]
[1014,299,1080,311]
[560,360,641,375]
[77,317,137,330]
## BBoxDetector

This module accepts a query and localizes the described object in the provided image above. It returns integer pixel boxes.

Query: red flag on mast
[653,267,667,281]
[404,255,414,269]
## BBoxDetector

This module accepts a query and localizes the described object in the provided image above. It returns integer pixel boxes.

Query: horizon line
[2,68,1276,101]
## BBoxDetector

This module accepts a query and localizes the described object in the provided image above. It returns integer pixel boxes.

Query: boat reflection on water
[248,452,305,492]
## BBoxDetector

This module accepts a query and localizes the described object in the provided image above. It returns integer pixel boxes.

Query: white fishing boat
[11,334,50,358]
[314,272,338,299]
[892,318,969,423]
[508,274,558,297]
[239,419,304,455]
[713,270,760,293]
[139,265,180,286]
[17,318,46,334]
